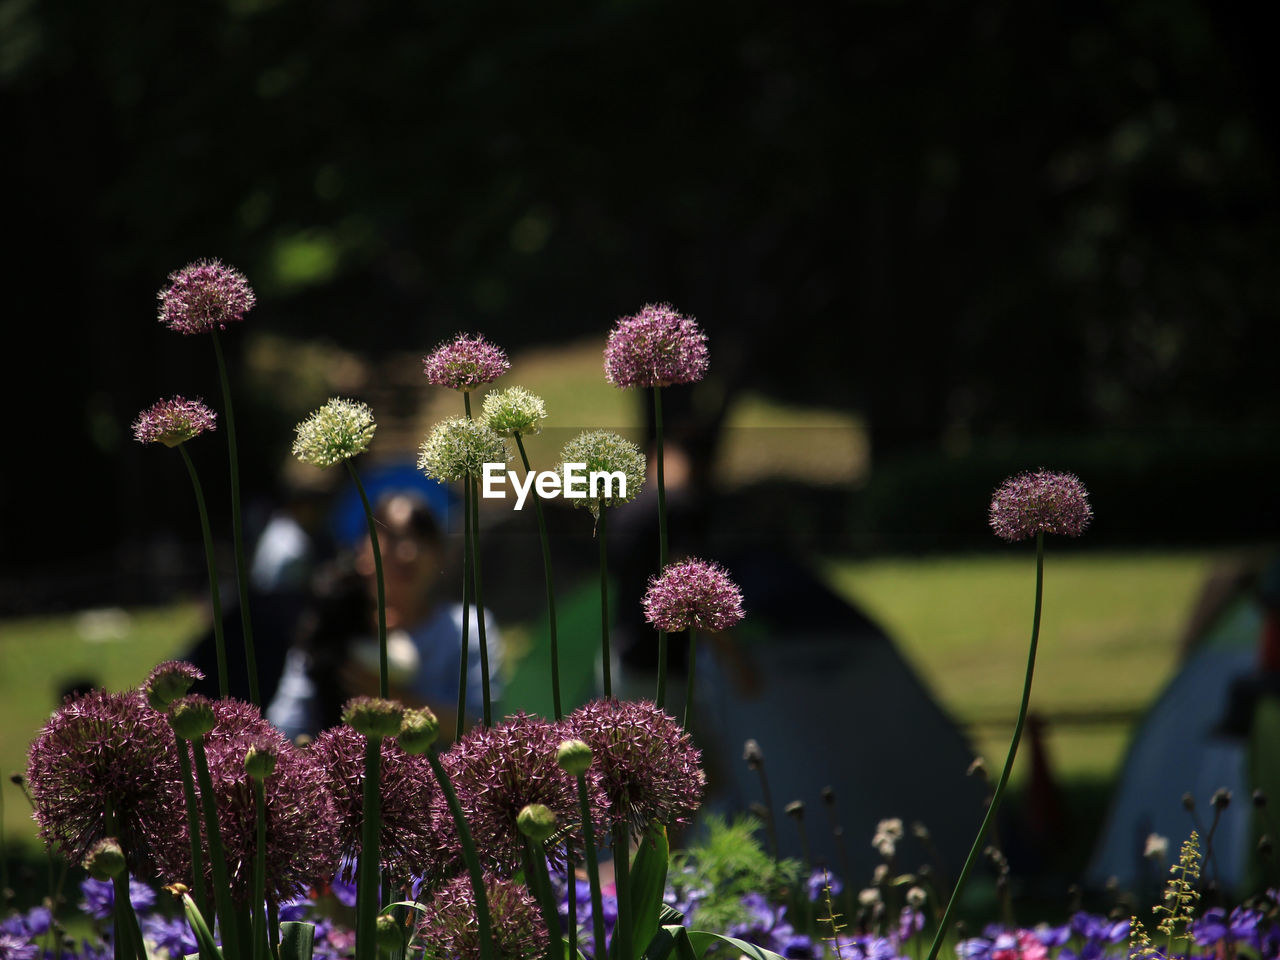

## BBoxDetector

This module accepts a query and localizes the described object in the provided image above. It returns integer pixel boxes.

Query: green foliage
[669,815,801,934]
[1154,831,1202,942]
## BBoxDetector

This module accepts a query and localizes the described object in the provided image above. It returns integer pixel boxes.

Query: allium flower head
[988,470,1092,541]
[558,430,646,518]
[132,397,217,448]
[157,259,255,335]
[418,875,548,960]
[482,386,548,437]
[423,333,510,392]
[566,699,704,836]
[418,416,508,482]
[309,725,439,885]
[434,713,604,878]
[604,303,709,389]
[292,398,376,468]
[161,699,339,905]
[643,558,744,634]
[26,690,184,870]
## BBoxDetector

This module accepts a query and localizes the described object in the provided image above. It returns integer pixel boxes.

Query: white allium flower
[482,386,548,437]
[292,398,376,467]
[858,888,882,907]
[1144,833,1169,860]
[558,430,646,519]
[418,417,507,482]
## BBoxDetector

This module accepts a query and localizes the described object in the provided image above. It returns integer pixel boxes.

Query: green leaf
[639,924,683,960]
[279,921,316,960]
[629,824,670,960]
[181,893,223,960]
[686,931,790,960]
[672,929,700,960]
[562,939,590,960]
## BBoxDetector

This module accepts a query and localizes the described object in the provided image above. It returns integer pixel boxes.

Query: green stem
[349,462,388,698]
[174,731,211,924]
[0,772,8,907]
[567,860,578,960]
[514,432,561,719]
[458,476,473,741]
[192,737,242,957]
[683,628,697,730]
[212,329,259,705]
[610,823,632,960]
[470,476,492,726]
[179,444,229,697]
[520,840,562,960]
[576,773,608,960]
[110,871,147,960]
[359,736,384,960]
[268,899,280,960]
[252,779,269,960]
[598,507,612,699]
[653,387,669,710]
[426,750,495,960]
[924,531,1045,960]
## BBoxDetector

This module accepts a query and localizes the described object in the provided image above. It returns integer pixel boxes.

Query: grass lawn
[824,550,1221,786]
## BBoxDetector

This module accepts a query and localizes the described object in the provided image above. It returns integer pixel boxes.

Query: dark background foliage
[4,0,1278,609]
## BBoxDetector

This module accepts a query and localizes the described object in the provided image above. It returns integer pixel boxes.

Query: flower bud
[397,708,440,755]
[169,696,216,740]
[1212,788,1232,810]
[84,838,126,880]
[785,800,805,820]
[244,743,278,781]
[342,697,405,739]
[517,804,558,843]
[556,739,592,776]
[1181,792,1195,812]
[820,785,835,806]
[143,661,204,711]
[1253,788,1268,808]
[376,914,402,954]
[906,886,927,908]
[743,739,764,770]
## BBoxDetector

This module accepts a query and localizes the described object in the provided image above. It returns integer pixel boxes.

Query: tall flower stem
[211,329,259,705]
[576,773,608,959]
[513,432,561,719]
[252,779,269,960]
[348,462,388,698]
[924,531,1045,960]
[566,864,578,960]
[110,871,147,960]
[653,387,669,710]
[597,508,612,699]
[191,737,243,958]
[173,733,211,922]
[469,476,493,726]
[610,823,633,960]
[458,478,473,741]
[178,445,229,697]
[426,750,495,960]
[683,627,697,730]
[520,840,561,960]
[357,735,384,960]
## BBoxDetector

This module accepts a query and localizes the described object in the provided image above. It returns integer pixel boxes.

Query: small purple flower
[418,875,548,960]
[988,470,1092,541]
[643,558,745,634]
[0,933,38,960]
[140,914,197,960]
[566,699,704,837]
[309,725,438,886]
[27,690,185,870]
[132,397,217,448]
[604,303,709,389]
[79,876,157,921]
[807,869,843,902]
[423,333,510,391]
[157,259,255,335]
[1192,906,1263,949]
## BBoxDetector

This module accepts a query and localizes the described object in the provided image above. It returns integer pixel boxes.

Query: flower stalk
[178,444,229,698]
[513,431,561,719]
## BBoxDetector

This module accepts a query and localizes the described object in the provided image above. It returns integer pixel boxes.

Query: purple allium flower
[643,558,745,634]
[418,875,548,960]
[79,876,157,921]
[140,914,197,960]
[159,699,340,905]
[27,690,185,870]
[604,303,709,389]
[988,471,1092,542]
[0,933,37,960]
[309,725,438,885]
[157,259,255,335]
[132,397,217,448]
[566,699,704,836]
[433,713,604,880]
[423,333,510,392]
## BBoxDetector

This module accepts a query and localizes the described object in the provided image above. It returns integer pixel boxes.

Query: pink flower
[988,470,1092,542]
[423,333,510,391]
[157,259,255,335]
[643,558,744,634]
[132,397,217,447]
[604,303,709,388]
